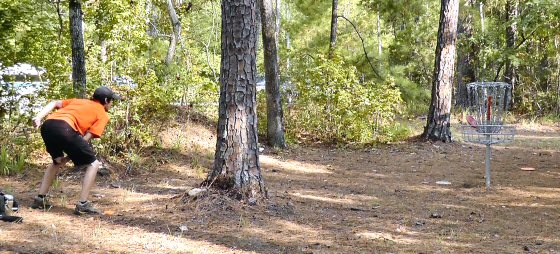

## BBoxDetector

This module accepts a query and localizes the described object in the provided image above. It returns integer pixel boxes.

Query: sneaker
[31,196,52,210]
[74,201,100,215]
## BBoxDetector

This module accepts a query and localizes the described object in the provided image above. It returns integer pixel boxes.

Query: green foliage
[288,54,404,143]
[0,116,34,175]
[283,0,436,119]
[81,0,220,158]
[386,66,431,115]
[98,70,178,157]
[0,146,23,176]
[2,0,560,152]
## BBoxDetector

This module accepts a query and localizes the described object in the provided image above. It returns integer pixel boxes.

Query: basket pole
[485,143,492,189]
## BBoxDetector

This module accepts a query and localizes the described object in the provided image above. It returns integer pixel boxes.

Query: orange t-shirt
[47,99,110,138]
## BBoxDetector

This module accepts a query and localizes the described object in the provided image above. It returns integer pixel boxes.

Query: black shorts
[40,119,97,166]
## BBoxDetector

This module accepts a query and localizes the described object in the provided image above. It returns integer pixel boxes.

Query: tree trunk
[455,0,476,107]
[377,10,382,56]
[479,1,486,71]
[423,0,459,142]
[479,2,485,33]
[165,0,181,65]
[275,0,281,40]
[206,0,266,199]
[504,0,518,105]
[285,6,291,71]
[69,0,86,98]
[556,36,560,115]
[259,0,286,148]
[101,40,108,82]
[328,0,338,56]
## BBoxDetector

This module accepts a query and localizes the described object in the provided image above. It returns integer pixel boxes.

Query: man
[31,86,120,215]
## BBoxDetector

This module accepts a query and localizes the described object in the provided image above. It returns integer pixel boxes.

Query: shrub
[287,54,405,144]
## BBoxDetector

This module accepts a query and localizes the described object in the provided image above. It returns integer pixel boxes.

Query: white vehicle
[0,63,48,116]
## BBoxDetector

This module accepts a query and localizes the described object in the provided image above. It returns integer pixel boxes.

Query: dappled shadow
[4,127,560,253]
[84,138,557,252]
[94,209,304,253]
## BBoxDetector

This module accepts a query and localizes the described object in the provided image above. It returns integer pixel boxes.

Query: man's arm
[33,100,64,128]
[83,132,95,142]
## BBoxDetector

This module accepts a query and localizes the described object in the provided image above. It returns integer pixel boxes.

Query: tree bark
[69,0,86,98]
[423,0,459,142]
[206,0,266,199]
[165,0,181,65]
[101,40,108,82]
[275,0,280,40]
[285,6,291,71]
[328,0,338,56]
[479,2,485,33]
[556,36,560,115]
[479,1,486,70]
[504,0,518,105]
[455,0,476,107]
[259,0,286,148]
[53,0,63,42]
[377,10,382,56]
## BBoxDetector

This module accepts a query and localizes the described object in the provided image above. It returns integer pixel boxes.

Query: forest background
[0,0,559,173]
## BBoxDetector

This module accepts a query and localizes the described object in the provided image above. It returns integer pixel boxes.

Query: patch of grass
[57,194,68,207]
[238,213,249,228]
[52,177,61,190]
[370,200,381,207]
[195,165,207,179]
[0,146,27,176]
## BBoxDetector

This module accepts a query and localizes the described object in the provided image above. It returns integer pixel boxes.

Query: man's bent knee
[90,160,101,169]
[53,157,65,165]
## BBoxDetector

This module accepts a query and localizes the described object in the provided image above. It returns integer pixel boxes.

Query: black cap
[93,86,121,103]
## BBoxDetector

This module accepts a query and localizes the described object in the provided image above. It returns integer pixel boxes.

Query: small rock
[97,168,111,177]
[436,180,451,185]
[415,221,425,226]
[430,213,443,218]
[166,178,183,186]
[92,194,106,198]
[187,188,207,197]
[110,182,121,188]
[248,197,257,206]
[462,182,475,188]
[179,225,189,232]
[523,245,531,252]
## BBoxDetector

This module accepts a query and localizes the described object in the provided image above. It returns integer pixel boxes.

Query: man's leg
[37,157,69,195]
[74,160,102,215]
[78,160,101,202]
[32,157,69,209]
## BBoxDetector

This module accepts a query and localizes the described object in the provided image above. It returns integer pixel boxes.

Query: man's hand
[32,100,63,129]
[83,132,94,142]
[32,118,42,128]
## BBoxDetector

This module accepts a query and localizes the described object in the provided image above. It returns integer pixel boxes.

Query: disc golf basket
[462,82,516,189]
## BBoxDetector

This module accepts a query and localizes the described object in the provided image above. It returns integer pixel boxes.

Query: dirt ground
[1,118,559,254]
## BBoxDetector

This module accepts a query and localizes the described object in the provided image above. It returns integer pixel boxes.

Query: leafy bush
[287,54,405,144]
[94,65,220,159]
[0,115,35,176]
[97,70,175,157]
